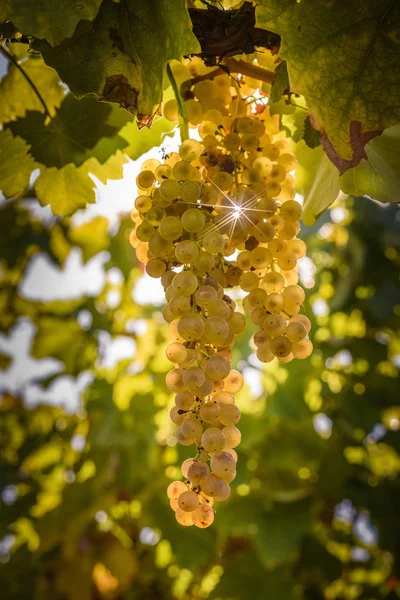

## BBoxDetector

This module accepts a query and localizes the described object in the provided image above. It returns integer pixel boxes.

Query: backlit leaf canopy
[0,0,102,45]
[0,129,38,198]
[5,94,133,168]
[35,0,200,120]
[257,0,400,171]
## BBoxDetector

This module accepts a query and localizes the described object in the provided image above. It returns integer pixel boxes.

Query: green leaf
[35,0,200,119]
[340,125,400,203]
[31,316,86,372]
[69,217,110,261]
[119,117,175,160]
[6,94,132,168]
[257,0,400,171]
[295,140,341,225]
[0,129,38,198]
[270,61,289,103]
[34,164,95,216]
[303,116,321,149]
[0,0,102,46]
[0,52,65,122]
[83,150,128,184]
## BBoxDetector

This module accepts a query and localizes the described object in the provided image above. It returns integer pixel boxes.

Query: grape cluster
[129,60,312,527]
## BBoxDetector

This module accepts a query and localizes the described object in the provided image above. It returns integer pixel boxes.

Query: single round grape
[167,480,187,500]
[262,143,280,161]
[159,178,180,201]
[213,171,233,191]
[135,195,152,213]
[178,313,205,341]
[195,377,214,398]
[253,156,273,177]
[251,307,266,327]
[194,251,215,272]
[192,504,214,528]
[201,473,226,498]
[257,345,275,363]
[264,292,284,314]
[175,425,195,446]
[195,285,218,308]
[181,180,202,202]
[175,507,194,526]
[148,232,173,258]
[263,313,286,337]
[268,164,286,183]
[270,335,292,358]
[204,316,230,346]
[229,312,246,333]
[164,98,179,122]
[201,427,226,453]
[182,367,206,390]
[250,247,272,269]
[289,314,311,333]
[266,181,281,197]
[199,402,220,424]
[187,461,209,486]
[224,371,244,393]
[136,170,155,189]
[280,200,302,222]
[205,355,230,380]
[182,208,206,233]
[170,405,185,425]
[286,320,307,342]
[222,425,241,448]
[178,490,200,512]
[210,451,236,478]
[283,298,301,316]
[173,271,198,295]
[239,271,259,292]
[254,329,270,347]
[181,458,194,479]
[223,132,241,151]
[203,231,225,254]
[184,99,204,124]
[207,299,232,320]
[282,284,305,305]
[199,120,218,138]
[175,390,195,411]
[292,338,313,359]
[175,240,199,264]
[166,368,186,392]
[146,205,165,226]
[286,238,306,259]
[277,251,297,271]
[136,221,155,242]
[262,270,285,291]
[214,481,231,502]
[168,318,184,343]
[214,391,235,405]
[219,404,241,426]
[248,288,268,308]
[161,270,176,289]
[169,295,191,316]
[179,139,203,162]
[146,258,166,278]
[155,164,173,183]
[166,342,187,364]
[159,216,183,241]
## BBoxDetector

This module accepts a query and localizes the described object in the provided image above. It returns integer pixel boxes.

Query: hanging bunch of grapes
[129,59,312,529]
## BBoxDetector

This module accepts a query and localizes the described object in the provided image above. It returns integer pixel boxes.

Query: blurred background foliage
[1,190,399,600]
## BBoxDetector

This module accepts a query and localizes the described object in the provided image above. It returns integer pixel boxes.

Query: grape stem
[180,57,275,98]
[0,45,53,121]
[166,61,189,142]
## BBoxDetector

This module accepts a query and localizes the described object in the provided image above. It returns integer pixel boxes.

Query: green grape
[146,258,166,278]
[166,368,186,392]
[214,481,231,502]
[290,314,311,333]
[148,232,173,258]
[136,170,155,189]
[222,425,241,448]
[169,295,191,316]
[187,461,209,486]
[175,240,199,264]
[175,390,195,410]
[155,164,173,182]
[181,180,202,203]
[229,312,246,333]
[136,221,155,242]
[194,251,215,273]
[160,178,181,201]
[286,320,307,342]
[195,285,218,307]
[146,206,165,226]
[167,480,188,500]
[270,335,292,358]
[199,401,220,424]
[204,316,230,346]
[182,367,206,390]
[201,428,226,453]
[178,490,200,512]
[158,216,183,241]
[182,417,203,439]
[182,208,206,233]
[263,313,286,337]
[203,231,225,254]
[201,473,226,497]
[205,354,230,380]
[224,371,244,393]
[292,338,313,359]
[178,313,205,341]
[135,195,152,213]
[191,504,214,528]
[173,271,198,295]
[164,98,179,122]
[213,391,235,405]
[175,507,194,526]
[166,342,188,364]
[219,404,241,427]
[181,458,194,478]
[210,451,236,478]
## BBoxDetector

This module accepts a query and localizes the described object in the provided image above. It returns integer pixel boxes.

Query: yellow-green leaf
[0,129,38,198]
[34,164,95,216]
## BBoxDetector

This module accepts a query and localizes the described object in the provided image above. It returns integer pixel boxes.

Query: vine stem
[181,57,276,97]
[0,45,53,120]
[166,61,189,142]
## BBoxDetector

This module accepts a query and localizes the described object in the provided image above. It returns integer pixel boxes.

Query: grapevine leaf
[34,164,95,216]
[0,52,65,122]
[83,150,128,184]
[119,117,175,161]
[303,116,321,149]
[5,94,132,168]
[257,0,400,172]
[295,141,341,225]
[270,61,289,103]
[69,217,110,262]
[31,317,86,372]
[0,0,102,46]
[340,125,400,203]
[34,0,200,122]
[0,129,38,198]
